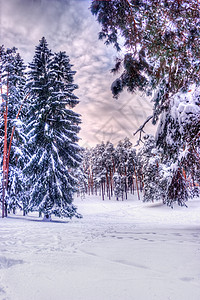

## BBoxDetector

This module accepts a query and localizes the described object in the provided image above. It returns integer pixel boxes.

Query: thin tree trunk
[125,168,128,200]
[2,79,8,218]
[4,202,8,217]
[91,172,94,195]
[88,171,90,195]
[6,99,26,188]
[101,183,104,201]
[133,160,140,201]
[110,169,113,197]
[132,176,134,194]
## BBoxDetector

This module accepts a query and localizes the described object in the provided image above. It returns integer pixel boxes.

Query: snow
[172,86,200,124]
[0,195,200,300]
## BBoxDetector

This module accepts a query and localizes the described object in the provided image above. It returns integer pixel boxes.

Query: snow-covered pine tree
[138,135,164,203]
[93,142,107,200]
[81,139,143,201]
[85,142,115,200]
[181,87,200,196]
[113,172,123,201]
[127,147,138,197]
[91,0,200,106]
[0,46,27,217]
[114,138,131,200]
[91,0,200,207]
[24,37,82,219]
[104,141,115,199]
[72,149,87,198]
[81,148,92,195]
[157,86,200,207]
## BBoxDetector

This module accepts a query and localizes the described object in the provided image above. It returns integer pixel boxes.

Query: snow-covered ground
[0,195,200,300]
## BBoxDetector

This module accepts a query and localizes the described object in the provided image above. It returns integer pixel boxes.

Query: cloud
[0,0,156,148]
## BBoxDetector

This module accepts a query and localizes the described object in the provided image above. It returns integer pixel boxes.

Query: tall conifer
[24,37,82,219]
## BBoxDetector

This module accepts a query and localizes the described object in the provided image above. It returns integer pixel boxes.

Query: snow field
[0,195,200,300]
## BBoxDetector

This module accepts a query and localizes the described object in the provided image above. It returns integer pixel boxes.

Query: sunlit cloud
[0,0,156,148]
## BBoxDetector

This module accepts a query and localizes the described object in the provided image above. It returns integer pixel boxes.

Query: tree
[137,135,164,203]
[127,147,139,198]
[113,171,123,201]
[91,0,200,206]
[91,0,200,109]
[104,141,116,199]
[81,139,136,201]
[93,142,107,200]
[162,86,200,206]
[0,46,27,217]
[24,37,82,219]
[114,138,131,200]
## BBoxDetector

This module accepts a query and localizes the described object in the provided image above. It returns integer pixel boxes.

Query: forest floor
[0,194,200,300]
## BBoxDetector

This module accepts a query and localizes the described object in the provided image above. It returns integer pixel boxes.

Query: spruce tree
[24,37,82,219]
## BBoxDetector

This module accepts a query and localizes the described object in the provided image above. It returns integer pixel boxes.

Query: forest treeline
[77,136,200,207]
[89,0,200,208]
[1,0,200,218]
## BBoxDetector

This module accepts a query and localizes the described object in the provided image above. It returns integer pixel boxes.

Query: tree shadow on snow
[144,201,164,208]
[7,215,69,224]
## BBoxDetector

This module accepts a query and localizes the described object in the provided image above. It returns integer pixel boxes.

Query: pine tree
[73,149,87,198]
[91,0,200,206]
[113,172,123,201]
[127,147,139,197]
[138,132,190,208]
[81,138,142,201]
[0,46,27,217]
[81,148,92,195]
[93,142,107,200]
[114,139,131,200]
[161,86,200,206]
[24,37,82,219]
[104,141,115,199]
[91,0,200,105]
[138,135,164,203]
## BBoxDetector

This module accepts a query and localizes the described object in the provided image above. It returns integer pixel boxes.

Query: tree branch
[133,115,153,145]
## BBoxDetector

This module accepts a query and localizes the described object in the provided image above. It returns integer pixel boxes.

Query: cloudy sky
[0,0,155,148]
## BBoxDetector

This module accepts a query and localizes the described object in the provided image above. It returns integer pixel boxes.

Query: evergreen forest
[1,0,200,219]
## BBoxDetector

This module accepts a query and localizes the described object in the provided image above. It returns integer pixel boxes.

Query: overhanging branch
[133,115,153,145]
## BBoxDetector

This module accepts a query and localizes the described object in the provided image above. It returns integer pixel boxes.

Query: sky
[0,0,155,148]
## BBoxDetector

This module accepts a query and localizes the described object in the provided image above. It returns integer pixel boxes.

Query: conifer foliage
[79,138,141,201]
[79,134,199,207]
[0,46,27,217]
[91,0,200,206]
[91,0,200,108]
[24,37,82,219]
[0,39,82,219]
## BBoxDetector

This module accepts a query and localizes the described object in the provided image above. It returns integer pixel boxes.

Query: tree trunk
[4,202,8,217]
[133,160,140,201]
[2,98,8,218]
[101,183,104,201]
[43,214,52,221]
